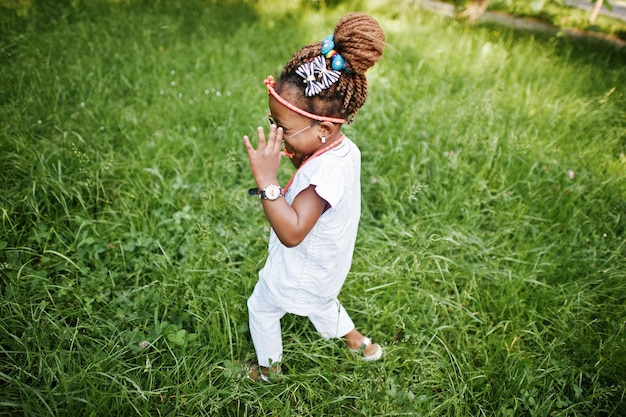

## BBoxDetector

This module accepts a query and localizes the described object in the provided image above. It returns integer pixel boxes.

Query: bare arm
[243,126,326,247]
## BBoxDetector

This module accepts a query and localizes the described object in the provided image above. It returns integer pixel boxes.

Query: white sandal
[351,337,383,361]
[242,360,282,382]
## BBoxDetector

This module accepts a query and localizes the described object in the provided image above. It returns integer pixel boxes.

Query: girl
[243,12,386,381]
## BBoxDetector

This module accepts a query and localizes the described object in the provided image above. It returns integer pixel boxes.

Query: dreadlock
[276,12,386,122]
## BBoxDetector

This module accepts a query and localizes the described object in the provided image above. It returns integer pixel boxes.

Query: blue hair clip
[320,35,353,74]
[321,35,335,55]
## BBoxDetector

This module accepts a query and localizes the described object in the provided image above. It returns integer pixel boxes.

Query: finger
[256,126,267,149]
[266,124,279,148]
[273,127,284,152]
[266,124,280,151]
[243,135,256,156]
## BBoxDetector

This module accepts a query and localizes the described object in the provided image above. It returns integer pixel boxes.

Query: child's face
[268,93,322,159]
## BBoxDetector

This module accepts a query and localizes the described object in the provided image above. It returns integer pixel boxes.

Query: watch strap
[247,186,282,200]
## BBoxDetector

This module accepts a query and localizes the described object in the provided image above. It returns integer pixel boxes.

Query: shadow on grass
[1,0,260,37]
[473,18,626,68]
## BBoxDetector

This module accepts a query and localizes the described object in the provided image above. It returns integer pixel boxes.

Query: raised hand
[243,125,284,188]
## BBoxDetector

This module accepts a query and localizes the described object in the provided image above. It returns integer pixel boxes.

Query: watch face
[264,185,282,200]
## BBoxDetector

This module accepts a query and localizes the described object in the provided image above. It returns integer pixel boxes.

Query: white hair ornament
[296,55,341,97]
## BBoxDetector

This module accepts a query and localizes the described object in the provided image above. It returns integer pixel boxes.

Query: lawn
[1,0,625,416]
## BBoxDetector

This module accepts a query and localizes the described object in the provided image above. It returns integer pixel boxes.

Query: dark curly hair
[276,12,386,123]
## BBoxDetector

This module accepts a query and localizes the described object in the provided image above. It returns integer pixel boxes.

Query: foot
[350,336,383,361]
[243,360,282,382]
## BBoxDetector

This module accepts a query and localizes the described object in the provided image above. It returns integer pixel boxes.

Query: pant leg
[247,281,286,367]
[308,298,355,340]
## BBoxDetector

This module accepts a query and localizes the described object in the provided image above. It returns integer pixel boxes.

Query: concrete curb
[563,0,626,22]
[413,0,625,49]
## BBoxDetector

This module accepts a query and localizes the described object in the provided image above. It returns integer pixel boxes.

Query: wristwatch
[259,184,282,200]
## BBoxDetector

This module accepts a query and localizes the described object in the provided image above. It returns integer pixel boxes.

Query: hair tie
[321,35,353,73]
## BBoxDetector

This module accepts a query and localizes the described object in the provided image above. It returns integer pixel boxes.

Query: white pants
[247,281,355,367]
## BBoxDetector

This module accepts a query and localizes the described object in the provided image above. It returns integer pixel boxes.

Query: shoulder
[328,136,360,159]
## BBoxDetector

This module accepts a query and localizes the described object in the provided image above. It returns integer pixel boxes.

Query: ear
[318,121,339,137]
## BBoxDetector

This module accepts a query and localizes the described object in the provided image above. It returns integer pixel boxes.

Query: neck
[310,132,343,156]
[311,132,344,157]
[283,133,346,194]
[322,131,344,146]
[291,133,345,169]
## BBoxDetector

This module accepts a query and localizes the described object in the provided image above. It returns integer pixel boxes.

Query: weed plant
[1,0,625,416]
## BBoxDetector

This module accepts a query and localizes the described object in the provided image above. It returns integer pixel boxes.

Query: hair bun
[333,12,386,75]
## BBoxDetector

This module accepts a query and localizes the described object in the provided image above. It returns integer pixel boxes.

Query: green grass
[1,0,625,415]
